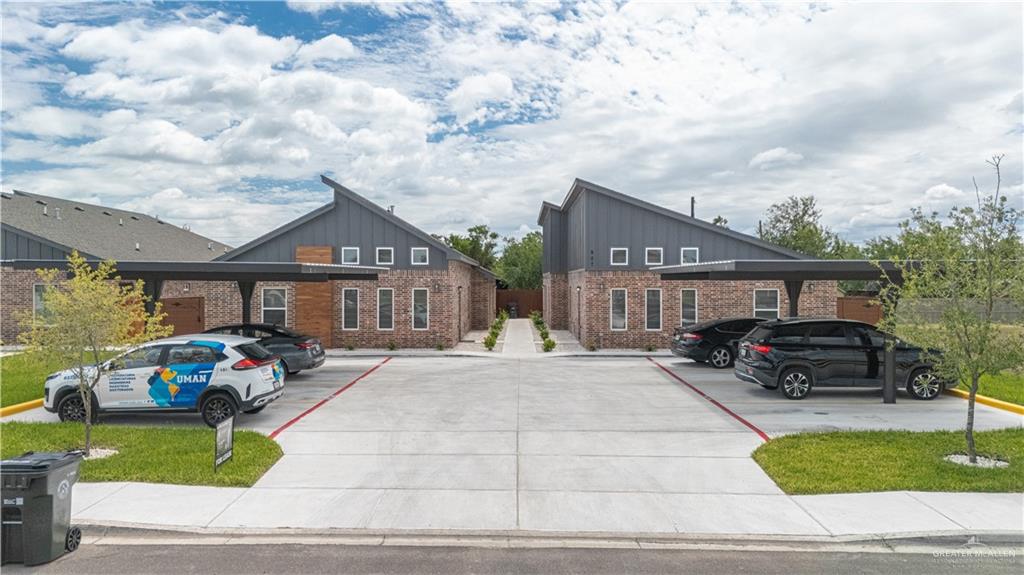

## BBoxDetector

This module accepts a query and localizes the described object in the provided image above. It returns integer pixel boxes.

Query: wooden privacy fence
[836,296,882,325]
[496,289,543,318]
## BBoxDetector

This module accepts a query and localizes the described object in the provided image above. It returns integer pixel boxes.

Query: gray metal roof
[0,190,232,261]
[653,259,908,281]
[3,259,382,282]
[539,179,810,260]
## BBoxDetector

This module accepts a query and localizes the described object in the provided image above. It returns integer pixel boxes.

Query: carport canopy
[5,259,382,323]
[653,259,908,318]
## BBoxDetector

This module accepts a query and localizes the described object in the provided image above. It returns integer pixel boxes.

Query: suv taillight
[295,342,315,350]
[750,344,772,355]
[232,356,278,370]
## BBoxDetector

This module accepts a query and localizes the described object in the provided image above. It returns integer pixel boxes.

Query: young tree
[18,252,173,455]
[878,156,1024,463]
[496,231,543,289]
[439,225,500,269]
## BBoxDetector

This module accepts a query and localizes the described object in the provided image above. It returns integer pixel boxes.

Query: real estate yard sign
[215,417,234,470]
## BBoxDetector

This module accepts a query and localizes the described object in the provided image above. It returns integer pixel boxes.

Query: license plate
[314,344,321,354]
[260,366,275,383]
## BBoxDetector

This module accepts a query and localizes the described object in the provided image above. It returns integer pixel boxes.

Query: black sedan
[204,323,325,374]
[671,317,767,368]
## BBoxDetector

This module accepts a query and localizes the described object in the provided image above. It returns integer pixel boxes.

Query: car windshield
[236,342,275,360]
[746,326,774,341]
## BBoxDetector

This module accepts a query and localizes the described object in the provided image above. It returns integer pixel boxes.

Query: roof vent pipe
[43,205,48,216]
[55,207,61,220]
[388,205,395,214]
[119,217,124,226]
[208,242,213,250]
[134,242,140,251]
[690,196,695,218]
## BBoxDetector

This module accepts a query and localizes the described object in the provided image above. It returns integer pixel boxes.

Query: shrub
[645,344,656,352]
[529,310,542,323]
[542,338,556,352]
[436,343,445,351]
[345,343,355,351]
[539,327,549,340]
[483,334,497,350]
[587,343,597,352]
[498,310,509,323]
[386,341,397,351]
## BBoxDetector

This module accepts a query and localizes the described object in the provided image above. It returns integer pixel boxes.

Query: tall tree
[878,156,1024,463]
[758,195,845,258]
[440,225,499,269]
[18,252,173,455]
[496,231,543,289]
[711,215,729,228]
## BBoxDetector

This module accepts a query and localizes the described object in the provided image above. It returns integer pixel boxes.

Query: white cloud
[294,34,358,65]
[923,183,966,201]
[748,147,805,171]
[446,72,515,125]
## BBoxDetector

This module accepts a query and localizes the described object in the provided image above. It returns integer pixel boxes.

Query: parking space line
[268,357,392,439]
[646,357,770,442]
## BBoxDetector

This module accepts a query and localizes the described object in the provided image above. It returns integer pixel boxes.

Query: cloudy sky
[2,1,1021,247]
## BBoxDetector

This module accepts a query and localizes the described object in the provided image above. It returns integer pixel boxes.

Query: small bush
[539,327,549,340]
[542,338,556,352]
[436,343,445,351]
[498,310,509,323]
[529,310,542,323]
[587,343,597,352]
[645,344,656,352]
[386,341,397,351]
[483,334,497,350]
[345,344,355,351]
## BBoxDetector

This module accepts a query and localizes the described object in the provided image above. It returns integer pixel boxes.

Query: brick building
[538,179,837,349]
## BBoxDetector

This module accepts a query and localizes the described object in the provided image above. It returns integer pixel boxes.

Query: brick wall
[543,272,569,329]
[574,270,837,349]
[450,261,473,341]
[469,267,495,331]
[0,266,63,344]
[160,280,297,331]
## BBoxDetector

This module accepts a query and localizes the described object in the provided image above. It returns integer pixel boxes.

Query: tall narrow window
[754,289,780,319]
[33,284,51,321]
[411,247,429,265]
[645,289,662,331]
[342,288,359,330]
[412,288,429,330]
[645,247,663,266]
[681,247,700,264]
[610,289,627,331]
[341,246,360,265]
[680,289,698,324]
[262,288,287,325]
[610,248,629,266]
[377,288,394,330]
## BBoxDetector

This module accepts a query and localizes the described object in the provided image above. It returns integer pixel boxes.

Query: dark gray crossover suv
[734,318,946,400]
[204,323,325,375]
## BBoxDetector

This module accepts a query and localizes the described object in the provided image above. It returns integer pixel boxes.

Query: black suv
[671,318,766,368]
[734,318,945,400]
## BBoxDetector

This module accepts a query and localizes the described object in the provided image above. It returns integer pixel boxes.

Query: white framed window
[377,288,394,330]
[411,247,429,265]
[610,247,629,266]
[645,288,662,331]
[341,246,360,265]
[412,288,429,330]
[32,284,51,321]
[680,289,698,325]
[610,288,627,331]
[754,289,780,320]
[645,247,663,266]
[375,247,394,266]
[262,287,288,325]
[681,247,700,264]
[342,288,359,330]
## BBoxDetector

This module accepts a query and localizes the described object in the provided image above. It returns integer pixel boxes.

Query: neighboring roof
[3,259,383,282]
[653,259,908,282]
[538,179,810,260]
[218,176,497,278]
[1,190,231,261]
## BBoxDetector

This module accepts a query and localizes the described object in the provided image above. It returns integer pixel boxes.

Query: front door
[160,297,205,335]
[99,345,167,408]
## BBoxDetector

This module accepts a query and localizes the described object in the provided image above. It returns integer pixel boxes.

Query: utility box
[1,451,83,566]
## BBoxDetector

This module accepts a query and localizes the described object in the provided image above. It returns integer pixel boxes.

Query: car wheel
[708,346,734,369]
[780,367,813,400]
[57,393,98,423]
[65,526,82,552]
[200,393,237,427]
[243,405,267,415]
[907,369,942,400]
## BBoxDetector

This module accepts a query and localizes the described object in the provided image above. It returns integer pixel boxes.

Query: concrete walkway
[501,318,537,355]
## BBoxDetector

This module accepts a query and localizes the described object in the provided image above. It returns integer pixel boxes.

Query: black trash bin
[1,451,83,566]
[507,302,519,318]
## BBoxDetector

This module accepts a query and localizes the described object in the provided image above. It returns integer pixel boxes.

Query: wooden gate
[837,296,882,325]
[160,297,205,335]
[496,289,542,318]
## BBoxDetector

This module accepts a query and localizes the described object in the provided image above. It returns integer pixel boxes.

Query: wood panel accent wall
[295,246,334,347]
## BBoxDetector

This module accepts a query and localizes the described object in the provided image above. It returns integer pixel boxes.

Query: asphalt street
[8,543,1022,575]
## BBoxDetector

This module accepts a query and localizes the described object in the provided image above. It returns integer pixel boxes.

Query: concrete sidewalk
[68,481,1023,539]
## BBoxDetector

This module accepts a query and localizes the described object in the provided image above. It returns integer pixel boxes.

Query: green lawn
[960,371,1024,406]
[753,428,1023,495]
[0,422,283,487]
[0,353,64,407]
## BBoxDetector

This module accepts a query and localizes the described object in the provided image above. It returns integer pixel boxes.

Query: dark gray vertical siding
[541,209,567,274]
[228,195,448,269]
[1,227,73,260]
[566,192,588,270]
[580,191,796,270]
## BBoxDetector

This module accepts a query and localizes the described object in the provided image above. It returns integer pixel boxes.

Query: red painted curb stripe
[647,357,771,442]
[268,357,391,440]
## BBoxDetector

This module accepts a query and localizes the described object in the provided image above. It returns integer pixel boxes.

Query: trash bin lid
[0,451,83,474]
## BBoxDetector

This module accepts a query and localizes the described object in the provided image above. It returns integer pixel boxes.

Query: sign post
[214,417,234,471]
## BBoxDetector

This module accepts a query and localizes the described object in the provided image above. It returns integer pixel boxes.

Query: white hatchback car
[43,334,285,427]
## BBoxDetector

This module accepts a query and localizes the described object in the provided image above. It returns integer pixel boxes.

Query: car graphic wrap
[188,340,226,352]
[147,363,215,408]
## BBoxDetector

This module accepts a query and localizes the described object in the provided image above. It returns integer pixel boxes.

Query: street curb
[0,398,43,417]
[74,523,1024,552]
[945,388,1024,415]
